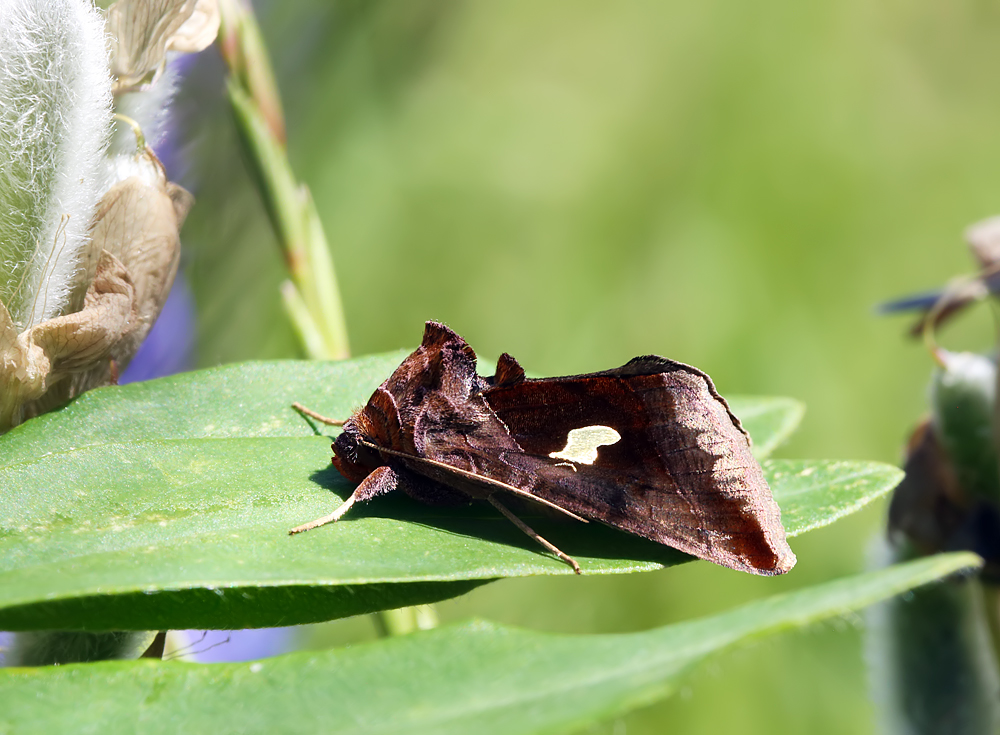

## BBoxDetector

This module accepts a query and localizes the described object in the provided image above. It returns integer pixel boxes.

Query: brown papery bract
[107,0,220,92]
[0,151,192,432]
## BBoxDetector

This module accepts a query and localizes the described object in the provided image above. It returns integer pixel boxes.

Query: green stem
[217,0,349,360]
[981,584,1000,678]
[372,606,440,638]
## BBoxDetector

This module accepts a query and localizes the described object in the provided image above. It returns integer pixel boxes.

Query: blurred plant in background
[870,237,1000,734]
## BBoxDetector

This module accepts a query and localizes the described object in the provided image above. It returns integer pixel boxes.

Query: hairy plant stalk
[870,351,1000,732]
[0,0,112,331]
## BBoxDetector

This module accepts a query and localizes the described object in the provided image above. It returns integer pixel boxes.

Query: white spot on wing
[549,425,622,465]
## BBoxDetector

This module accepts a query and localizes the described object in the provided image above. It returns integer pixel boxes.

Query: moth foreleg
[487,495,582,574]
[289,464,399,535]
[291,402,346,427]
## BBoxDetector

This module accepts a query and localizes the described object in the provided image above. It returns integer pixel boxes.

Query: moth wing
[481,356,796,576]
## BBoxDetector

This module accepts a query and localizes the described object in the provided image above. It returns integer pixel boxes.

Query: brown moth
[291,321,796,576]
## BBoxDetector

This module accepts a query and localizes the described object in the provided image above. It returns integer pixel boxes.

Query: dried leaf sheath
[108,0,220,91]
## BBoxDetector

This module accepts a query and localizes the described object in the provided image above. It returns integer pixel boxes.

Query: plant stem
[216,0,349,360]
[981,584,1000,677]
[372,606,440,638]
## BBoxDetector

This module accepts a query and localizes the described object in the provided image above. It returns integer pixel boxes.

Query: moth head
[331,425,383,482]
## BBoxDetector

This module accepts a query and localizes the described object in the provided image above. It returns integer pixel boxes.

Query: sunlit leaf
[0,357,898,630]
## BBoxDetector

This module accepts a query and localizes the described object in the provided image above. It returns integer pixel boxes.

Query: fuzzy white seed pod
[0,0,113,331]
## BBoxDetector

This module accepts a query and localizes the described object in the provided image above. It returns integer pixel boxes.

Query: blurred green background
[174,1,1000,732]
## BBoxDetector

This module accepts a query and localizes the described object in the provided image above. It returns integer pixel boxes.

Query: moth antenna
[288,492,357,535]
[162,631,233,661]
[161,630,208,660]
[291,402,346,426]
[487,495,581,574]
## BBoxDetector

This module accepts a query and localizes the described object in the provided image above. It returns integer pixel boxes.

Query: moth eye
[548,425,622,465]
[333,431,360,462]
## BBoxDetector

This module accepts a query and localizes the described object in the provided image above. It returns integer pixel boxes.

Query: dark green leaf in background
[0,553,979,735]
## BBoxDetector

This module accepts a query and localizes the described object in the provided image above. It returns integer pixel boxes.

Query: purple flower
[120,274,196,383]
[170,628,297,663]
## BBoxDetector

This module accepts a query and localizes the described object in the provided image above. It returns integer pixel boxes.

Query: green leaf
[0,357,897,631]
[764,459,898,537]
[727,396,805,460]
[0,450,897,630]
[0,553,980,735]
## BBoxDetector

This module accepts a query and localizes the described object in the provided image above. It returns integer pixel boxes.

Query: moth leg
[487,495,582,575]
[291,402,346,426]
[289,464,399,535]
